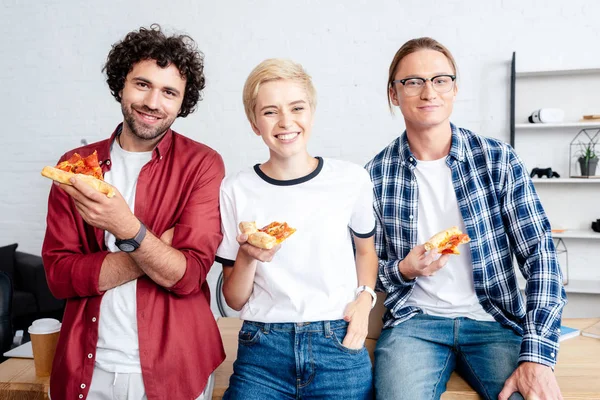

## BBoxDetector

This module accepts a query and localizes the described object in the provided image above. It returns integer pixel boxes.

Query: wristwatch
[355,285,377,309]
[115,221,146,253]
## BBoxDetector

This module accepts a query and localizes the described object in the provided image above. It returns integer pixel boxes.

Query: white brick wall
[2,0,599,317]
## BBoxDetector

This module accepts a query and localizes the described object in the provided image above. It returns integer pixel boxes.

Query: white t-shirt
[404,157,494,321]
[216,157,376,323]
[95,138,152,373]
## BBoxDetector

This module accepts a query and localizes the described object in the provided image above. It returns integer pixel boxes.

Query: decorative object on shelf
[582,114,600,121]
[530,167,560,178]
[592,219,600,233]
[569,128,599,178]
[554,238,569,285]
[528,108,564,123]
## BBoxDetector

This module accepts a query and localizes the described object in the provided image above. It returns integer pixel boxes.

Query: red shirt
[42,125,225,400]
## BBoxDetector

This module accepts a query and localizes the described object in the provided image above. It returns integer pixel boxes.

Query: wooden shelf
[532,178,600,184]
[518,278,600,294]
[552,230,600,239]
[515,122,600,129]
[516,67,600,78]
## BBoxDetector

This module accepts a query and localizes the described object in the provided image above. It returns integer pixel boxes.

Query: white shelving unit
[510,52,600,294]
[532,178,600,184]
[515,122,600,130]
[552,230,600,240]
[515,67,600,78]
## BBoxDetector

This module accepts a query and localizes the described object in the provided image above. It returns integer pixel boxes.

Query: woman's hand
[341,292,372,349]
[236,234,280,262]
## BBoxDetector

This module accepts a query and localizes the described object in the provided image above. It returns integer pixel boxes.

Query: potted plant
[577,143,598,176]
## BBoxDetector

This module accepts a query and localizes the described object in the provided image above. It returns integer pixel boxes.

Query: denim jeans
[374,314,524,400]
[223,319,373,400]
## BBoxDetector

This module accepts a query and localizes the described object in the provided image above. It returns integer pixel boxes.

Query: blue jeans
[223,320,373,400]
[374,314,524,400]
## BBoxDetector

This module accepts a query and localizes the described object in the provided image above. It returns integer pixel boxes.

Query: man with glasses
[366,37,566,400]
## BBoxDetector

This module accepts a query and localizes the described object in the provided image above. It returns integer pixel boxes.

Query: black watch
[115,222,147,253]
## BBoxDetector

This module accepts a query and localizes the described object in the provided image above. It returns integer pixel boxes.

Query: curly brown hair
[103,24,205,118]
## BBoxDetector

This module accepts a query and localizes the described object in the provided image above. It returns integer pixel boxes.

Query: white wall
[1,0,599,317]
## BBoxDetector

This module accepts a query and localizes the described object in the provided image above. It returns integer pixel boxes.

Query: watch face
[119,243,136,252]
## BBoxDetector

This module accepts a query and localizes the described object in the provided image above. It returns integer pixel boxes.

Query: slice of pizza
[41,151,115,198]
[424,226,471,255]
[239,221,297,250]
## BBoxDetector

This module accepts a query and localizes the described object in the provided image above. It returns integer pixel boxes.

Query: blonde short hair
[243,58,317,125]
[387,37,458,112]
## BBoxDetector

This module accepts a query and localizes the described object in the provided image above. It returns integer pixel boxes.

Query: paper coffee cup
[28,319,61,377]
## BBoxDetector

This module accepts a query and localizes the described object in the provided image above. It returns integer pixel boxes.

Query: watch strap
[133,222,147,245]
[355,285,377,309]
[115,220,146,252]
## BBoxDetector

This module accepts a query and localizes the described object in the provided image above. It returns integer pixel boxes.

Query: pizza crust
[239,221,258,235]
[41,166,116,198]
[424,226,462,251]
[238,221,295,250]
[246,231,277,250]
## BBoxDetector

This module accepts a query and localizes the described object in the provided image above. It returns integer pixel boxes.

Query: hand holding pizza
[236,233,281,263]
[399,245,450,280]
[399,227,471,280]
[59,176,140,240]
[235,221,296,262]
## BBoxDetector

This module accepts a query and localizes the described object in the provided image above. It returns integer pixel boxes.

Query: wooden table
[0,357,49,400]
[1,318,599,399]
[213,318,600,400]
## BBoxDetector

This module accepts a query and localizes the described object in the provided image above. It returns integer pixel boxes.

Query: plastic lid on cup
[28,318,61,334]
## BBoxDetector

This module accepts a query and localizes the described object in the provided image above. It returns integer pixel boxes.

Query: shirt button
[105,160,111,166]
[409,157,414,162]
[79,395,83,399]
[80,383,86,389]
[551,352,555,358]
[98,160,103,165]
[88,353,93,359]
[92,317,97,322]
[409,215,414,220]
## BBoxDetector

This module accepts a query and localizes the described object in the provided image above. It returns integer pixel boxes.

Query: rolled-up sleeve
[42,181,107,299]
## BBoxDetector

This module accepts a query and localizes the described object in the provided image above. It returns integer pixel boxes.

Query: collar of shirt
[94,123,175,172]
[398,122,466,168]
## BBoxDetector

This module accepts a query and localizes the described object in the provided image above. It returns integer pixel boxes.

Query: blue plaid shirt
[365,123,567,368]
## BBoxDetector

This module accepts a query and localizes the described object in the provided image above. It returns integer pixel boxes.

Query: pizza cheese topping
[55,151,104,180]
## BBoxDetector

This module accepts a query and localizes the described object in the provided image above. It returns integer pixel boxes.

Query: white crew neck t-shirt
[95,138,152,373]
[403,157,494,321]
[216,157,376,323]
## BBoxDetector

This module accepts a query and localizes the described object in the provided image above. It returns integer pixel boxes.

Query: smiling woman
[215,58,378,400]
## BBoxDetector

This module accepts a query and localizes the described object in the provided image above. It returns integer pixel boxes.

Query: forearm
[223,251,257,311]
[128,231,187,288]
[356,248,378,290]
[98,252,145,291]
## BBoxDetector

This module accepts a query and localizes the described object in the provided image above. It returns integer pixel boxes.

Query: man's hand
[342,292,372,349]
[58,177,139,239]
[399,244,450,280]
[499,362,562,400]
[236,234,280,262]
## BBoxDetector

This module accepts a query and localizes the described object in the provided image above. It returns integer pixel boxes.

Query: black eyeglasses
[392,74,456,97]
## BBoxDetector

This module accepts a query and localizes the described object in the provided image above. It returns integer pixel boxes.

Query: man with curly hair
[42,25,225,399]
